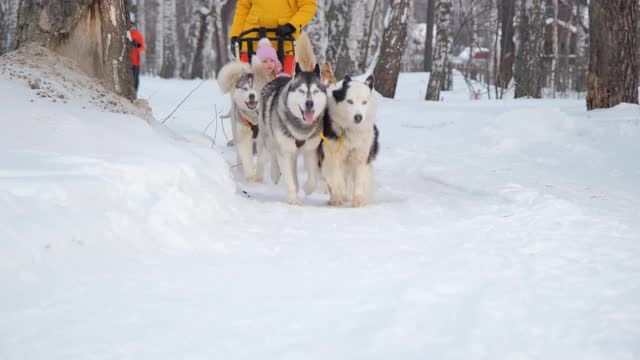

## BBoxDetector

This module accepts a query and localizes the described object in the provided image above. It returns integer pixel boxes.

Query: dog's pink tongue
[303,110,315,124]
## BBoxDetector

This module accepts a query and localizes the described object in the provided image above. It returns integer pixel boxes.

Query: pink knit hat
[256,38,282,72]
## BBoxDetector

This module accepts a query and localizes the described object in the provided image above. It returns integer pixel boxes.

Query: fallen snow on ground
[1,54,639,359]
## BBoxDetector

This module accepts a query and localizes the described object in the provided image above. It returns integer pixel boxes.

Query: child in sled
[255,38,290,79]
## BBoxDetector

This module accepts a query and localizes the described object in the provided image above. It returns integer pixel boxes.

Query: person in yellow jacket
[229,0,317,75]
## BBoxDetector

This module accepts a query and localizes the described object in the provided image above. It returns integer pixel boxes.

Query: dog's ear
[365,75,374,90]
[332,84,348,103]
[295,62,303,75]
[313,63,320,76]
[252,62,271,90]
[343,75,352,85]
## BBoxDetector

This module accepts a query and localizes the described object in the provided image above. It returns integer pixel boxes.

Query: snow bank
[0,44,153,120]
[0,46,237,272]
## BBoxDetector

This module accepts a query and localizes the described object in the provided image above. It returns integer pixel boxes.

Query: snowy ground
[1,54,640,359]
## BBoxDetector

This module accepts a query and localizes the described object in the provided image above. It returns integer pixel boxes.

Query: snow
[1,49,640,359]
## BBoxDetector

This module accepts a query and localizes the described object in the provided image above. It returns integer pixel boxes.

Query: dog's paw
[303,180,316,195]
[247,172,264,183]
[328,198,343,206]
[287,197,301,206]
[352,197,368,208]
[316,181,330,195]
[271,172,281,184]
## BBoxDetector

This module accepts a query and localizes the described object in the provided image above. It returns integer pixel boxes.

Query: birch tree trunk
[424,0,436,72]
[326,0,352,79]
[306,0,329,65]
[372,0,409,98]
[574,0,588,93]
[425,0,453,101]
[550,0,559,97]
[15,0,135,100]
[190,4,210,79]
[159,0,177,78]
[587,0,639,109]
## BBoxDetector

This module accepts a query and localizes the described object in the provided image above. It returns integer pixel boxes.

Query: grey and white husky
[258,33,327,205]
[217,61,266,182]
[319,75,379,207]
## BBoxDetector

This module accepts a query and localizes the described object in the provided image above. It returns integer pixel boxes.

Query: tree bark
[496,0,515,90]
[159,0,177,78]
[587,0,639,110]
[190,5,210,79]
[372,0,409,98]
[574,0,588,93]
[425,0,452,101]
[0,0,18,54]
[211,2,226,74]
[326,0,352,79]
[15,0,135,100]
[360,0,380,72]
[514,0,545,98]
[550,0,559,97]
[424,0,436,72]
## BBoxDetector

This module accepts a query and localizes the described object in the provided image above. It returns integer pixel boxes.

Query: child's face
[262,58,276,74]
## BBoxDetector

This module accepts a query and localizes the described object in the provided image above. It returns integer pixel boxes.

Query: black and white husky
[319,75,379,207]
[217,61,264,182]
[258,33,328,205]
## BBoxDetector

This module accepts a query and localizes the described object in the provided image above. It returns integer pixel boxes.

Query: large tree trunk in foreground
[587,0,638,110]
[16,0,135,100]
[373,0,410,98]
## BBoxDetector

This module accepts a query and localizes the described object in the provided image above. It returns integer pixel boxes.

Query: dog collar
[319,131,345,155]
[240,114,259,139]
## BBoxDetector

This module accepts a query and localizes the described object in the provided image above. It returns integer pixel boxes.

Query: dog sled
[232,27,297,76]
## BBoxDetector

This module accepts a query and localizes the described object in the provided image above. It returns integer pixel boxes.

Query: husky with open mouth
[258,32,327,205]
[217,61,262,181]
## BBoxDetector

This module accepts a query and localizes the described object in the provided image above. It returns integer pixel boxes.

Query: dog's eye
[363,101,368,105]
[313,89,319,94]
[298,89,305,94]
[347,99,354,104]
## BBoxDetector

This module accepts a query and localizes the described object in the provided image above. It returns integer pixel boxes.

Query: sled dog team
[217,33,379,207]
